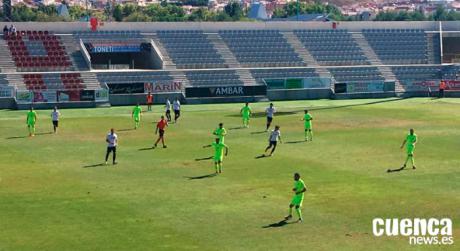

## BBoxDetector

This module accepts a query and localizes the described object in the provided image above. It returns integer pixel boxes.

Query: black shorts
[52,120,58,127]
[107,146,116,153]
[269,141,277,147]
[174,110,180,116]
[159,129,165,137]
[267,117,273,123]
[166,110,171,114]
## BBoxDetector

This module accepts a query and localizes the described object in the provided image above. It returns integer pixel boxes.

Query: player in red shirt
[153,115,168,148]
[146,92,153,111]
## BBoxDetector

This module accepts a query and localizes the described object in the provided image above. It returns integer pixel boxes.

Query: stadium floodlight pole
[85,0,89,20]
[296,0,300,21]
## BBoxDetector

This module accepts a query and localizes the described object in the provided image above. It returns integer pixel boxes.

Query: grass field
[0,98,459,251]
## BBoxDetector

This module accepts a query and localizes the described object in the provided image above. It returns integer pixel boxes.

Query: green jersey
[27,111,37,124]
[304,113,312,127]
[212,142,227,158]
[241,106,251,117]
[406,133,417,146]
[294,179,306,198]
[213,127,227,141]
[133,106,142,117]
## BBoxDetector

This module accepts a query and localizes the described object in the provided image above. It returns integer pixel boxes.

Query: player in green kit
[240,103,252,128]
[285,173,307,223]
[26,107,37,137]
[132,103,142,129]
[203,138,229,174]
[301,110,313,141]
[400,128,417,170]
[389,129,418,172]
[213,123,227,143]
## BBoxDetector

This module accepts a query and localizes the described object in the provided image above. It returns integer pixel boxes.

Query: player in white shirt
[165,99,172,122]
[51,106,61,134]
[173,97,181,123]
[265,125,282,156]
[105,128,118,165]
[265,103,276,131]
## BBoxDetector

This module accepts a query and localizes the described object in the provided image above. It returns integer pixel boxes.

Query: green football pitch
[0,98,459,251]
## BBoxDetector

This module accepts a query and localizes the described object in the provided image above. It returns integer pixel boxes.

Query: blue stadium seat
[294,29,370,66]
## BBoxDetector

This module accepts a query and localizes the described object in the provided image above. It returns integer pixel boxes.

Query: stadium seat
[5,30,73,72]
[294,29,370,66]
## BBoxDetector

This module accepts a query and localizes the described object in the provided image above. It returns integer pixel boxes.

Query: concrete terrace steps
[206,33,256,85]
[380,66,404,92]
[426,33,439,64]
[280,32,315,65]
[59,35,89,71]
[351,32,400,88]
[6,74,26,89]
[206,33,240,68]
[235,69,256,86]
[79,72,102,89]
[170,71,190,87]
[145,33,176,70]
[0,39,17,73]
[350,33,381,65]
[280,31,332,79]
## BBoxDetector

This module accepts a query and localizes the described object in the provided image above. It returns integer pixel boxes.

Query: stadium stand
[328,67,385,82]
[219,30,304,67]
[428,33,442,64]
[441,65,459,79]
[250,68,319,84]
[391,66,442,81]
[23,73,85,91]
[0,22,458,108]
[294,29,369,66]
[0,74,10,88]
[156,30,226,69]
[73,30,147,53]
[5,31,72,72]
[362,29,429,65]
[73,30,143,40]
[185,70,243,86]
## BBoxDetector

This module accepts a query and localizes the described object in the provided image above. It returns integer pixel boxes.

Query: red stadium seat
[6,30,73,72]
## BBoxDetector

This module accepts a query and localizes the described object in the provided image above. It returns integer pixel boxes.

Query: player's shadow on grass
[227,111,296,118]
[285,140,305,144]
[195,156,213,161]
[387,167,411,173]
[6,132,52,139]
[255,154,268,159]
[251,131,266,135]
[83,163,106,168]
[229,126,245,130]
[138,147,154,151]
[185,173,217,180]
[310,98,403,111]
[262,219,293,228]
[118,128,135,132]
